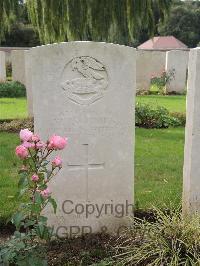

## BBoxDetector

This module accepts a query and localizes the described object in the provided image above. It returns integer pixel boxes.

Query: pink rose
[48,135,67,150]
[15,145,29,159]
[35,141,46,150]
[20,129,33,142]
[52,156,62,168]
[22,141,35,148]
[40,188,51,198]
[32,134,40,142]
[31,174,39,182]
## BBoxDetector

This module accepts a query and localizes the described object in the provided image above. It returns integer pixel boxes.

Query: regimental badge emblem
[61,56,109,105]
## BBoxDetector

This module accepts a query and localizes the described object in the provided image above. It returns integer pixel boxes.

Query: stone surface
[136,50,166,91]
[11,50,27,85]
[24,50,33,117]
[183,48,200,214]
[166,50,189,93]
[0,51,6,81]
[31,42,135,236]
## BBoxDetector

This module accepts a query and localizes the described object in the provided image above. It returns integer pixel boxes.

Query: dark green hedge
[0,81,26,98]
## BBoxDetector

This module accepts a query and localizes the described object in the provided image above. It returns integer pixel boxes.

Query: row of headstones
[0,49,33,116]
[0,49,189,117]
[1,42,200,235]
[136,49,189,93]
[0,49,28,83]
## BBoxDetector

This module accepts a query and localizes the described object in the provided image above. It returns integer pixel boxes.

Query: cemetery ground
[0,95,187,265]
[0,94,186,220]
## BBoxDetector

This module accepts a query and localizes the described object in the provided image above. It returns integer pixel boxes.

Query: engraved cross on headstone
[67,144,105,200]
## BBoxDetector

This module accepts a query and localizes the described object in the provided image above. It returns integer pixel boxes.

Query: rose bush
[0,129,67,265]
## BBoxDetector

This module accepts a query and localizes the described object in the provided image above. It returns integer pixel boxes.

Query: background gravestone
[11,50,28,85]
[24,50,33,117]
[136,50,166,91]
[31,42,135,236]
[166,50,189,93]
[0,51,6,81]
[183,48,200,214]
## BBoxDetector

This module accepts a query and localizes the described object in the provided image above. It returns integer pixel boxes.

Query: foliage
[0,81,26,98]
[0,130,67,265]
[150,69,175,94]
[158,1,200,48]
[135,103,182,128]
[26,0,172,44]
[1,23,40,47]
[170,112,186,127]
[0,0,19,42]
[113,208,200,265]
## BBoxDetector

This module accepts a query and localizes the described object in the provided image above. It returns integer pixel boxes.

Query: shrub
[0,81,26,98]
[171,112,186,127]
[113,208,200,265]
[150,68,175,95]
[135,103,182,128]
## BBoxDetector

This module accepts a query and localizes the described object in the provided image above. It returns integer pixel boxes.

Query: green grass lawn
[136,95,186,113]
[0,128,185,223]
[0,132,21,224]
[0,98,28,120]
[135,127,184,209]
[0,95,186,121]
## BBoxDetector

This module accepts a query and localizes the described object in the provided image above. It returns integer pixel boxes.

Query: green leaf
[48,197,57,214]
[31,204,41,215]
[24,220,36,228]
[34,191,43,205]
[38,216,48,223]
[11,213,24,230]
[18,174,28,189]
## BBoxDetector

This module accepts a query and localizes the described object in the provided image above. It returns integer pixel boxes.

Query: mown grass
[135,127,185,209]
[136,95,186,113]
[0,128,185,223]
[0,98,28,120]
[0,132,21,224]
[0,96,186,121]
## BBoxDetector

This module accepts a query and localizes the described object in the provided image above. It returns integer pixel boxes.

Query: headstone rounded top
[31,41,135,51]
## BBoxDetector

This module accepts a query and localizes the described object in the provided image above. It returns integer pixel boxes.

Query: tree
[158,1,200,48]
[0,0,19,41]
[26,0,172,45]
[0,0,172,45]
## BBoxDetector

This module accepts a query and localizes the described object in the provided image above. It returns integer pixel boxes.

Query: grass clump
[113,208,200,266]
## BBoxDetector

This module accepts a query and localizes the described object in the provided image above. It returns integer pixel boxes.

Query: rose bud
[15,145,29,159]
[32,134,40,142]
[48,135,67,150]
[31,174,39,182]
[52,156,62,168]
[19,129,33,142]
[40,188,51,198]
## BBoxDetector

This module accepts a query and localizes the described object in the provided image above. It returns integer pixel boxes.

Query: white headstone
[183,48,200,214]
[136,50,166,91]
[0,51,6,81]
[11,50,28,85]
[31,42,135,237]
[166,50,189,93]
[24,51,33,117]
